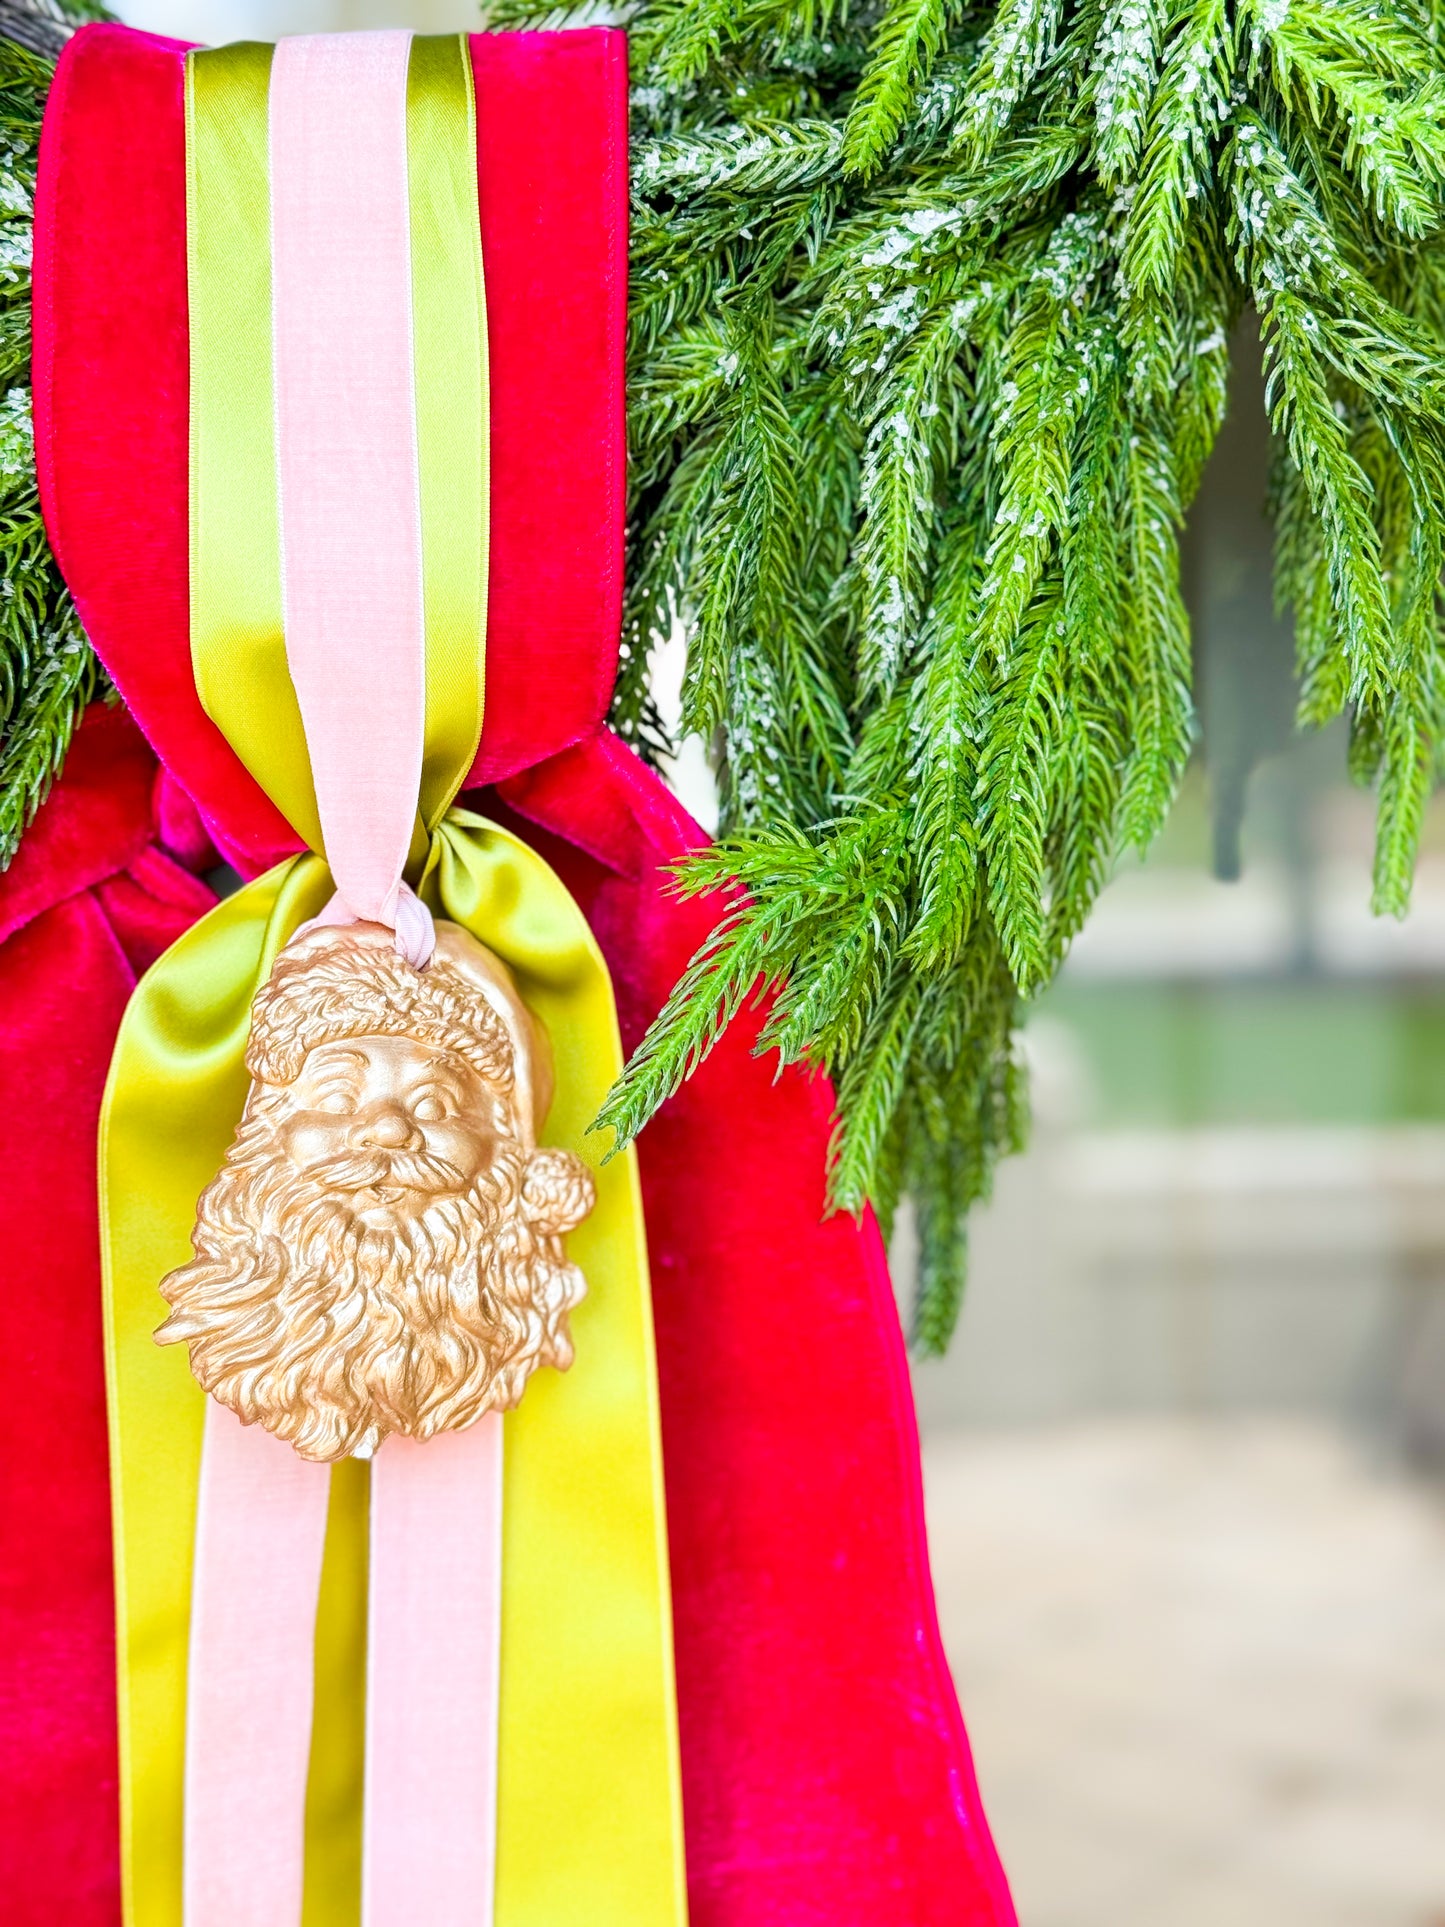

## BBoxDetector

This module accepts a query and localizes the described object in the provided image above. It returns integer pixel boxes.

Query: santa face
[281,1036,507,1229]
[157,919,597,1460]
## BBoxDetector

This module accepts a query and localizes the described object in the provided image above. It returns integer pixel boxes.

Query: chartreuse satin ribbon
[100,33,686,1927]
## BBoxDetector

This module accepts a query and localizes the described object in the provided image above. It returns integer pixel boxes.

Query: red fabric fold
[0,708,215,1927]
[32,25,295,877]
[469,28,627,787]
[18,23,1016,1925]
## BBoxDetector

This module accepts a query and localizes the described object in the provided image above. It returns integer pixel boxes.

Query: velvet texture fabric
[17,21,1017,1924]
[0,707,216,1925]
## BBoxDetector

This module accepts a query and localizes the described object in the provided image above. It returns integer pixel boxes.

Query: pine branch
[829,970,924,1212]
[1124,0,1234,297]
[1090,0,1172,186]
[843,0,961,177]
[1259,291,1395,709]
[976,588,1065,987]
[0,620,97,860]
[970,219,1104,669]
[592,882,779,1149]
[1369,418,1445,913]
[1116,414,1194,849]
[909,518,985,966]
[952,0,1066,171]
[852,310,957,695]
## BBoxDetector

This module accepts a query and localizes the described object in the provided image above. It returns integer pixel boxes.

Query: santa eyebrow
[311,1049,366,1080]
[421,1052,469,1082]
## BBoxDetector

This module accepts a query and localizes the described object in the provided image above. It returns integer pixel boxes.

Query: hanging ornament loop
[296,875,437,970]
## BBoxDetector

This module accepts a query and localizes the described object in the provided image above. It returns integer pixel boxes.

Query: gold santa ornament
[157,920,596,1463]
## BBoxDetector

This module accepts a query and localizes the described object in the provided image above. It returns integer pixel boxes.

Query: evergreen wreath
[6,3,1445,1350]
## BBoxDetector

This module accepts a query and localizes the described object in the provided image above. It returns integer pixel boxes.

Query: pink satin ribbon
[184,32,501,1924]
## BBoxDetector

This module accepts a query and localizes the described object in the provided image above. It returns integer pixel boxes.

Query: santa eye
[313,1085,355,1115]
[411,1088,452,1123]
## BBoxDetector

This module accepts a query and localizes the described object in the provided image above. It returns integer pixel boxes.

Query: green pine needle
[844,0,962,177]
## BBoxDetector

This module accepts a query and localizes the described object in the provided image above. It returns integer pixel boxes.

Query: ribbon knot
[301,877,437,970]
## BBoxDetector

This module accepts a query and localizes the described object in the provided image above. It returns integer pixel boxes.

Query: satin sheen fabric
[24,21,1017,1926]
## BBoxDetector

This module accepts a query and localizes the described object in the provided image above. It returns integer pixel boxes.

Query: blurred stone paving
[922,1419,1445,1927]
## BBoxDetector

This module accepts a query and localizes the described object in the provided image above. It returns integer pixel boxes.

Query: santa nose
[355,1104,421,1152]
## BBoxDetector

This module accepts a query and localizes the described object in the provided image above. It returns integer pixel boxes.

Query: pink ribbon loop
[298,878,436,970]
[270,28,428,967]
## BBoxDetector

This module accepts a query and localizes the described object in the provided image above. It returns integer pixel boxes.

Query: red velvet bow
[2,24,1017,1926]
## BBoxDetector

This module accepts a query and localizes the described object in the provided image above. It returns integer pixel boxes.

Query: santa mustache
[309,1147,468,1196]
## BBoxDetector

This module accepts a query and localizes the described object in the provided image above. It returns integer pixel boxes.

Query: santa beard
[158,1092,586,1462]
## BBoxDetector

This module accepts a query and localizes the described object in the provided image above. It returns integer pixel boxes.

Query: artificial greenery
[7,3,1445,1351]
[488,0,1445,1350]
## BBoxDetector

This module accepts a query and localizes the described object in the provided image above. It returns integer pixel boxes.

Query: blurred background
[102,3,1445,1918]
[901,330,1445,1926]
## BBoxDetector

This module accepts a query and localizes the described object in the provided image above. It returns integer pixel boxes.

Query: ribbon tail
[184,1401,332,1927]
[364,1418,504,1925]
